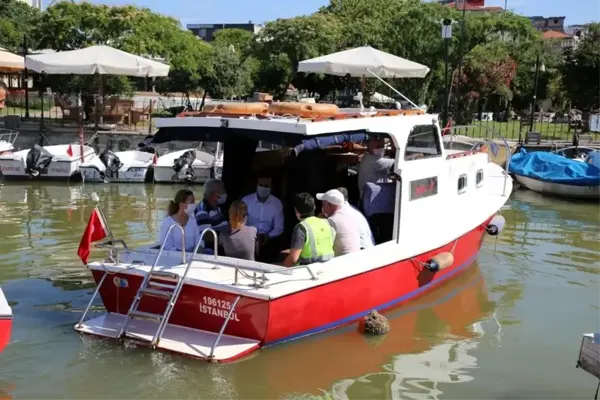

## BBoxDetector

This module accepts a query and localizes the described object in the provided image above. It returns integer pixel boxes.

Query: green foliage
[0,0,41,51]
[6,0,587,115]
[561,23,600,111]
[201,46,253,99]
[254,14,341,98]
[212,29,254,57]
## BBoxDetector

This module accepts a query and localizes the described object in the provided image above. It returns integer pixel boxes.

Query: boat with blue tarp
[509,146,600,199]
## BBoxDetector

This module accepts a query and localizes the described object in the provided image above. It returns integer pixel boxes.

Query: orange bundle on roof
[268,102,339,118]
[203,102,269,115]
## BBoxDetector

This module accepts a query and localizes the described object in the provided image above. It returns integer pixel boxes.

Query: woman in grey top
[220,200,257,261]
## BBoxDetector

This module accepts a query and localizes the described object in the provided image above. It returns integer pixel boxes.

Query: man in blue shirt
[194,179,228,250]
[242,174,284,262]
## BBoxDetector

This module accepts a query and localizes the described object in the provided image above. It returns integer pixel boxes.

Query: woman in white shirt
[159,189,202,252]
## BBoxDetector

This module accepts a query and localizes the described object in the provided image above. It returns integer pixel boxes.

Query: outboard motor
[25,145,53,177]
[98,149,123,182]
[172,150,196,181]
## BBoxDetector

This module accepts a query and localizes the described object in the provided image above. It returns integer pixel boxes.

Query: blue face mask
[217,193,227,205]
[256,185,271,199]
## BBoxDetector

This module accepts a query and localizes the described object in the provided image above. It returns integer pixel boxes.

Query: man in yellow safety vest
[282,193,336,267]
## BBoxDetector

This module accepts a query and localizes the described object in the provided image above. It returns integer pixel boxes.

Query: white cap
[316,189,345,206]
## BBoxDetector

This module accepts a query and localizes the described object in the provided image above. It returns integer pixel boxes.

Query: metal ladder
[117,226,218,348]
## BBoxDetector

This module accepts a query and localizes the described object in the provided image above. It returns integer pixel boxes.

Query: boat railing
[445,124,512,196]
[191,253,318,288]
[0,129,18,145]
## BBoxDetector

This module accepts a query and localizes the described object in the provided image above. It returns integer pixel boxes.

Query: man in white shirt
[242,175,284,262]
[337,187,374,249]
[316,189,360,256]
[357,137,395,197]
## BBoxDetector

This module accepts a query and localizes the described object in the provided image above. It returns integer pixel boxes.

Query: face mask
[217,193,227,205]
[372,148,385,157]
[185,203,195,216]
[257,185,271,199]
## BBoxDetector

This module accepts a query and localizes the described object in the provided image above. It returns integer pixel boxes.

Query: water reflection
[249,264,493,400]
[0,183,598,399]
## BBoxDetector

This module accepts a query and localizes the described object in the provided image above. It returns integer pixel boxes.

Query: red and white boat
[0,287,12,352]
[73,103,512,362]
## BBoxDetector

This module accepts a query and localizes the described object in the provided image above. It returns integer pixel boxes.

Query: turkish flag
[77,207,108,265]
[67,144,73,157]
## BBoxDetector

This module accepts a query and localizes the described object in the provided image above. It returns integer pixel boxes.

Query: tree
[0,0,40,51]
[561,23,600,111]
[254,14,341,98]
[201,46,253,100]
[212,29,254,57]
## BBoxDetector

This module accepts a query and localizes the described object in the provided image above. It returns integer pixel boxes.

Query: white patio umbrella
[0,47,24,73]
[298,46,429,108]
[25,45,170,77]
[298,46,430,78]
[25,45,171,156]
[25,45,170,131]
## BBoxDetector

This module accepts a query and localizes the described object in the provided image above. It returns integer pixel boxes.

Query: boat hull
[514,174,600,199]
[81,215,491,361]
[0,287,12,353]
[80,165,151,183]
[0,146,96,181]
[0,318,11,352]
[153,165,212,183]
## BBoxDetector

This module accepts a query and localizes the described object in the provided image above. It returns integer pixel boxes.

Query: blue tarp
[509,148,600,186]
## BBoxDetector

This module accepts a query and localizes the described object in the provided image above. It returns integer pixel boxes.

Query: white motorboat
[80,149,156,183]
[0,143,96,180]
[153,148,216,184]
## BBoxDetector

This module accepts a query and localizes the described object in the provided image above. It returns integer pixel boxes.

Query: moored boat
[0,287,12,352]
[0,143,96,180]
[510,146,600,199]
[153,147,217,184]
[80,149,156,183]
[73,104,512,362]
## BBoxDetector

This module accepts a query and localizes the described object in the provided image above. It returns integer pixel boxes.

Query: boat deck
[76,313,259,362]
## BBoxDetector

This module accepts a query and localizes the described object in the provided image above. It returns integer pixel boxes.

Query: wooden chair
[129,99,154,129]
[54,95,83,125]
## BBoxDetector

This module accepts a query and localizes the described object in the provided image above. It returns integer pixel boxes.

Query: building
[541,30,575,51]
[565,24,590,39]
[187,22,263,42]
[528,16,566,32]
[17,0,42,10]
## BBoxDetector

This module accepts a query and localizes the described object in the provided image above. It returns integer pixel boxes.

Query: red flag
[152,153,158,165]
[77,207,108,265]
[67,144,73,157]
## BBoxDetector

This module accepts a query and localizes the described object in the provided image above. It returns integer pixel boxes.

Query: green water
[0,182,598,399]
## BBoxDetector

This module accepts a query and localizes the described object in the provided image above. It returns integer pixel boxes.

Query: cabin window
[458,174,467,194]
[404,124,442,161]
[476,169,484,188]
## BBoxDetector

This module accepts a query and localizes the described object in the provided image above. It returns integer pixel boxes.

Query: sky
[80,0,599,27]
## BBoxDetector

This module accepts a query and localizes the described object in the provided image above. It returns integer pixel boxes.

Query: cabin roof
[153,112,439,144]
